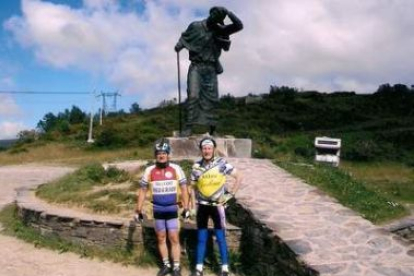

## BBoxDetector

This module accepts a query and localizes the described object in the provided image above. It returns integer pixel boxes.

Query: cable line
[0,90,90,95]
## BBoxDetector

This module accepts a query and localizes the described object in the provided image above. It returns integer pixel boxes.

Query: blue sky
[1,0,414,139]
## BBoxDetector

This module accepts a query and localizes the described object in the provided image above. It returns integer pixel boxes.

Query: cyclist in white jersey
[189,137,243,276]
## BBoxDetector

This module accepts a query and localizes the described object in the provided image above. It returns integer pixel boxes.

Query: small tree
[37,112,58,132]
[69,105,87,124]
[17,129,39,143]
[130,102,142,114]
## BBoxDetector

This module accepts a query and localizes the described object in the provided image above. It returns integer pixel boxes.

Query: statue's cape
[179,20,212,53]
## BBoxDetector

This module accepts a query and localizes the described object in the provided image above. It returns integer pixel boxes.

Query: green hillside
[8,83,414,165]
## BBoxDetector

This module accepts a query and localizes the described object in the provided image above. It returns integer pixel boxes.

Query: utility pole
[87,90,96,143]
[96,91,121,125]
[99,107,103,126]
[87,110,94,143]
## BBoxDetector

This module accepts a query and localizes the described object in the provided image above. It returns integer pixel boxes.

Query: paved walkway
[230,158,414,276]
[2,160,414,276]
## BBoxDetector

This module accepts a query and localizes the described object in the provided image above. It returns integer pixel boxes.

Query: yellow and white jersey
[191,157,234,203]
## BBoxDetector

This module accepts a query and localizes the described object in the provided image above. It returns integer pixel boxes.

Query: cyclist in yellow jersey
[189,137,243,276]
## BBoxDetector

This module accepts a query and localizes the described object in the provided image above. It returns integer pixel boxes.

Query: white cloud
[5,0,140,70]
[0,95,25,139]
[223,0,414,94]
[0,95,21,116]
[4,0,414,109]
[0,59,17,89]
[0,121,26,139]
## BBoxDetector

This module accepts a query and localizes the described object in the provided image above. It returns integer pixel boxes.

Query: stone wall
[16,204,241,256]
[18,207,140,248]
[384,216,414,243]
[391,225,414,242]
[226,202,319,276]
[17,200,318,276]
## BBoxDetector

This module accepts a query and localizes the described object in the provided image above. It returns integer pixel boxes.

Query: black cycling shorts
[196,204,226,229]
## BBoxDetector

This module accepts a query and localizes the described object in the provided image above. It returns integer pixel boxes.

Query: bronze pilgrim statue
[175,6,243,136]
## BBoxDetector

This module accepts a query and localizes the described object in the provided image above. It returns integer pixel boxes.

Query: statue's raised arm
[209,7,243,36]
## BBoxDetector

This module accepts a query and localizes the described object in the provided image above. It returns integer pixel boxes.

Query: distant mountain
[0,139,18,149]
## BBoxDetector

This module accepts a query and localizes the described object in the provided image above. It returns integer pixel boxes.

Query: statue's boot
[209,125,216,136]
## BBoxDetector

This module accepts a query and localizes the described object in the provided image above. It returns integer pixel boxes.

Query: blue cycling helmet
[154,138,171,154]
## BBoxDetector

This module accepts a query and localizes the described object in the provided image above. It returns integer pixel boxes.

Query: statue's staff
[176,51,182,136]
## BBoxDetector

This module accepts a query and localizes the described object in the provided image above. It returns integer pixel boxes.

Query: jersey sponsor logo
[150,167,177,181]
[165,171,173,179]
[152,180,178,195]
[197,167,226,198]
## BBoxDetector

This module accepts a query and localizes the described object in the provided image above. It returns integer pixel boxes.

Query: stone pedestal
[168,135,252,158]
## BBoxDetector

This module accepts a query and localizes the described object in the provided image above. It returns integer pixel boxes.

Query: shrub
[80,163,106,182]
[294,146,313,158]
[94,124,127,148]
[252,145,275,159]
[342,139,383,162]
[8,146,28,154]
[105,166,130,182]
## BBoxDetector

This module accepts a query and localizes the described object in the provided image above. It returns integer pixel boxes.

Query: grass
[0,142,153,166]
[0,203,158,266]
[35,160,193,217]
[36,163,136,216]
[341,161,414,204]
[275,159,409,224]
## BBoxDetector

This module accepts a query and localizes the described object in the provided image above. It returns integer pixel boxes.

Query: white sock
[163,259,170,267]
[196,264,203,271]
[222,264,229,272]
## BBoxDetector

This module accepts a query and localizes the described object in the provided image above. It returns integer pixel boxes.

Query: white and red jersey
[140,163,187,213]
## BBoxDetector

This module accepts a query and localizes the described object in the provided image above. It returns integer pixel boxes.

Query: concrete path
[230,158,414,276]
